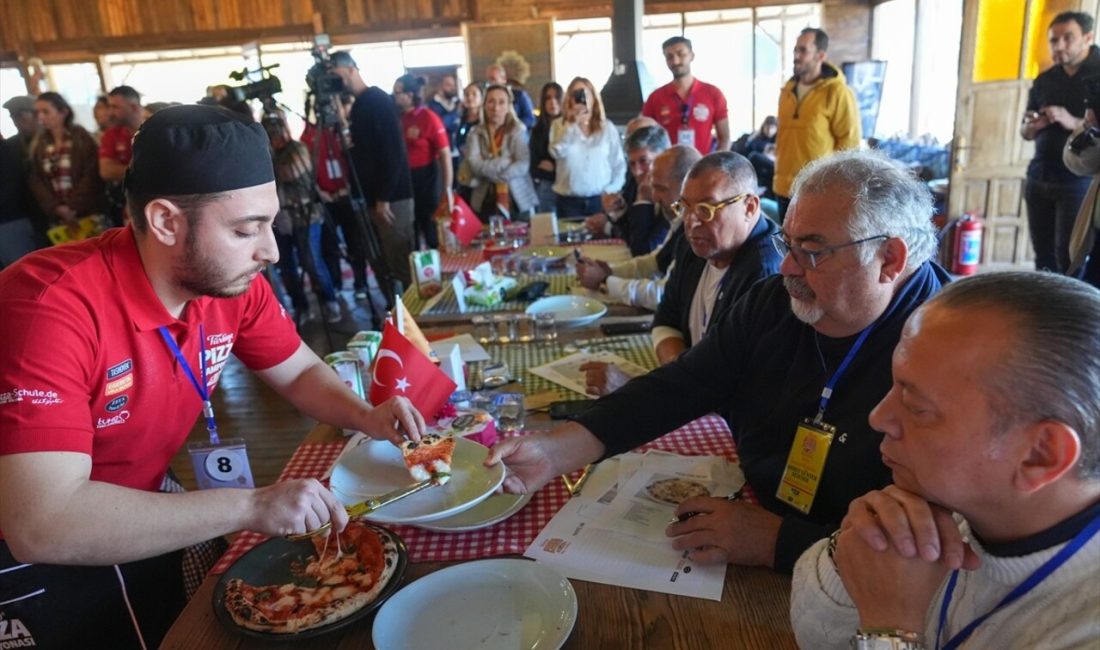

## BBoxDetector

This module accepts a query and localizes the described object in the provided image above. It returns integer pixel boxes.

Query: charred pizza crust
[399,433,455,484]
[223,522,400,634]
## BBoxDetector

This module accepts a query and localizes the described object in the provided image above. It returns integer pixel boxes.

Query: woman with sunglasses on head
[27,92,104,240]
[394,74,453,249]
[465,84,538,221]
[529,82,563,213]
[549,77,626,218]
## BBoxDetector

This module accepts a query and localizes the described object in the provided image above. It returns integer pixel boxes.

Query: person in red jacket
[395,73,454,249]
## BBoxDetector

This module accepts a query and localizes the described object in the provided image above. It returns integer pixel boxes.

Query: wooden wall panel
[1,0,865,66]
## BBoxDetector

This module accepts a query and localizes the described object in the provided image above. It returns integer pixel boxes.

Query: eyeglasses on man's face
[670,192,750,223]
[771,233,889,269]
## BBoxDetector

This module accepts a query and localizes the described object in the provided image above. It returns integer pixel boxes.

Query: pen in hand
[668,489,744,525]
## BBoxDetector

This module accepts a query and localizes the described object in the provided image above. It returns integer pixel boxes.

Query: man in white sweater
[790,271,1100,649]
[576,145,701,310]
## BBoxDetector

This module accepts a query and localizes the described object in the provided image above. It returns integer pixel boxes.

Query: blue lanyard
[813,295,903,425]
[158,324,220,445]
[935,512,1100,650]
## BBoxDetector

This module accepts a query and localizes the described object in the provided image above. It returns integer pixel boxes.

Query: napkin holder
[529,212,558,246]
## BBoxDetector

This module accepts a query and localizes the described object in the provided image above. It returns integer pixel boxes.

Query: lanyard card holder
[776,418,835,515]
[188,438,255,490]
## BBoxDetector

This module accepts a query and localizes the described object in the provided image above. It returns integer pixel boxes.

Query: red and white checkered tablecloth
[210,414,742,574]
[439,240,628,275]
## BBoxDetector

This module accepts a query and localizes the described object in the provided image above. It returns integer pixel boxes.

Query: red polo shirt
[642,79,729,153]
[0,227,300,492]
[401,106,449,170]
[98,125,134,164]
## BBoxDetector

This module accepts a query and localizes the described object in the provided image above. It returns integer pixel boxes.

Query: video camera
[306,47,346,97]
[1068,75,1100,155]
[224,64,283,104]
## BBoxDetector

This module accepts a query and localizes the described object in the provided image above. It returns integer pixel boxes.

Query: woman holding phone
[549,77,626,218]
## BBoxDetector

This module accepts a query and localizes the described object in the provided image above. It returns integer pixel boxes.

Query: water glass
[489,215,507,241]
[534,312,557,342]
[492,392,526,434]
[493,314,516,344]
[515,315,535,342]
[472,315,496,344]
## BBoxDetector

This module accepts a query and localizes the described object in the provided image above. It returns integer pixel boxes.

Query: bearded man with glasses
[488,150,949,572]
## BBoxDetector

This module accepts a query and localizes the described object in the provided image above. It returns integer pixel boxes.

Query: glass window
[0,67,28,139]
[872,0,916,137]
[554,20,613,91]
[45,62,103,133]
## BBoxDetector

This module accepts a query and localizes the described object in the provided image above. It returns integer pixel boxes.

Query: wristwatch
[850,628,927,650]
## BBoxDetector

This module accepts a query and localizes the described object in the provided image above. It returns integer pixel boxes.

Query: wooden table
[161,423,796,649]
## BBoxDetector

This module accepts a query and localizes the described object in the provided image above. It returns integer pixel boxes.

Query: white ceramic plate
[526,295,608,328]
[516,246,571,263]
[372,559,577,650]
[330,437,505,524]
[417,491,533,532]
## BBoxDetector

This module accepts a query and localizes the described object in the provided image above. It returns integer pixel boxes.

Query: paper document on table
[592,452,744,543]
[527,351,649,396]
[525,453,729,601]
[429,334,492,363]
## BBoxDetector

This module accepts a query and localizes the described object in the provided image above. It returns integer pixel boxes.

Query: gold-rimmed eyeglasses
[670,192,750,222]
[771,233,889,269]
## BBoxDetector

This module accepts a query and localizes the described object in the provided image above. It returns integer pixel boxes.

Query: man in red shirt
[0,105,426,648]
[642,36,731,154]
[98,85,145,225]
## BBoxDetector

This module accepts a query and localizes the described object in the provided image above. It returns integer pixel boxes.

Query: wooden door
[949,0,1094,268]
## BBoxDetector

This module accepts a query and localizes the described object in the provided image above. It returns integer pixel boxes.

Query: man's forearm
[2,461,255,565]
[272,357,374,431]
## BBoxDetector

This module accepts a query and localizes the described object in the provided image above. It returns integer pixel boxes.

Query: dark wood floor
[168,285,390,490]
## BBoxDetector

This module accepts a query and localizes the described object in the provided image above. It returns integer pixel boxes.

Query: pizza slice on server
[399,433,455,485]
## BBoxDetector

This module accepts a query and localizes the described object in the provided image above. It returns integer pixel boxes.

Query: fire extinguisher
[952,212,983,276]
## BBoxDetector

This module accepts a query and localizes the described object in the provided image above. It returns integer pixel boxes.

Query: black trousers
[0,542,185,649]
[410,162,441,249]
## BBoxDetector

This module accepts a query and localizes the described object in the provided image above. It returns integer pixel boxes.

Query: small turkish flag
[450,195,484,247]
[369,322,456,421]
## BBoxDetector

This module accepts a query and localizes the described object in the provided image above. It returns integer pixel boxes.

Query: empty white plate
[526,295,608,328]
[417,492,533,532]
[373,559,577,650]
[329,437,505,524]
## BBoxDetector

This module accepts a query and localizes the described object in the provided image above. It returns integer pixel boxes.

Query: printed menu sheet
[527,350,648,396]
[525,450,745,601]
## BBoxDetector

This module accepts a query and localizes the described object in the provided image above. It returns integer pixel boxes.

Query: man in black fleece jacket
[488,150,948,572]
[332,51,415,290]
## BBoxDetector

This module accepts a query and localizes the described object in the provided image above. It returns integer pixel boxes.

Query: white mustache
[783,276,815,301]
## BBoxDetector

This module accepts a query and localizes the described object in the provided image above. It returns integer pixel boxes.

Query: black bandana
[124,104,274,195]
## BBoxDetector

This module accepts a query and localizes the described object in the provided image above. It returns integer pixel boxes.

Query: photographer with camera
[1021,11,1100,274]
[328,51,415,290]
[1062,107,1100,287]
[549,77,626,218]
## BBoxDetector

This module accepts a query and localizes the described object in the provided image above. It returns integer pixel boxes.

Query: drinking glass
[534,312,557,342]
[472,315,496,344]
[489,215,507,242]
[492,392,526,434]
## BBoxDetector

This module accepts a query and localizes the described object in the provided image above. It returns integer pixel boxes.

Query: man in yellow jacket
[774,28,861,222]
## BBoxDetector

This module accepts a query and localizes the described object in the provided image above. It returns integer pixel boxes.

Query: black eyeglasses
[771,233,889,269]
[670,193,750,222]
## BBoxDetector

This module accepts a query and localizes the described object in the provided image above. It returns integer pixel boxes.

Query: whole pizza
[645,478,711,505]
[223,521,401,634]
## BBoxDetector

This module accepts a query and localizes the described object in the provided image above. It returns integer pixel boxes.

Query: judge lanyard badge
[776,296,904,515]
[160,324,255,490]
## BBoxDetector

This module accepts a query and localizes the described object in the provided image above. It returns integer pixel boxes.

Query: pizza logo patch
[659,105,671,117]
[105,374,133,396]
[106,358,133,380]
[693,104,710,122]
[406,126,420,140]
